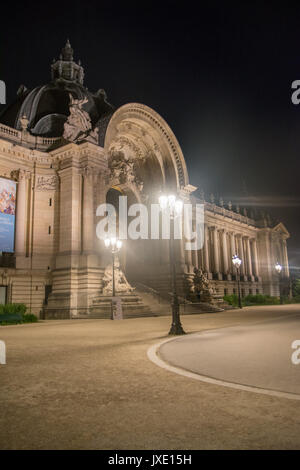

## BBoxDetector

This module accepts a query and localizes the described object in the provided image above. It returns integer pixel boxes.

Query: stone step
[88,293,154,319]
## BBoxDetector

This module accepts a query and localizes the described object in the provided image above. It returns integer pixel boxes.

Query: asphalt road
[159,310,300,396]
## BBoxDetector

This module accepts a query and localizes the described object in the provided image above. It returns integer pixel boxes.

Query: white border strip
[147,336,300,401]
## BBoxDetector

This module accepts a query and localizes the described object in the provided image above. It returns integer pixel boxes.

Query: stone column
[221,229,229,274]
[192,248,198,269]
[252,239,259,277]
[282,239,290,277]
[175,236,186,270]
[212,227,220,274]
[237,235,245,275]
[198,248,204,270]
[246,237,253,277]
[82,167,94,253]
[191,220,198,269]
[204,225,210,273]
[14,170,29,255]
[184,218,193,271]
[230,232,236,273]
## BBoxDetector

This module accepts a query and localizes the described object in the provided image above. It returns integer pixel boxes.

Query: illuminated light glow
[232,254,242,268]
[104,237,123,253]
[168,194,176,208]
[275,262,282,274]
[158,195,168,210]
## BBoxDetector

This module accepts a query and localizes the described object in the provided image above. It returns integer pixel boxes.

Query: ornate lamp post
[104,237,122,319]
[232,254,242,309]
[159,194,185,335]
[275,262,283,304]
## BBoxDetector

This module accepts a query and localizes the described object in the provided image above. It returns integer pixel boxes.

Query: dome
[0,40,114,140]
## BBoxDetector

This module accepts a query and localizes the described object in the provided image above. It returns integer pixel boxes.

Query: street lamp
[275,262,283,304]
[104,237,122,319]
[232,254,242,309]
[159,194,185,335]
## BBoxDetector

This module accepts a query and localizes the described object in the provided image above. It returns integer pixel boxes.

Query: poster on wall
[0,177,16,253]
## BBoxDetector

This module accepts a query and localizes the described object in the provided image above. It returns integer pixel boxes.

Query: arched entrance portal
[103,102,195,296]
[105,186,145,286]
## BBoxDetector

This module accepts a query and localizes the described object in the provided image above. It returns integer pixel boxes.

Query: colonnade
[186,225,261,280]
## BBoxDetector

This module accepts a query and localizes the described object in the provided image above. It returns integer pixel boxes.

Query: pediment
[272,222,290,238]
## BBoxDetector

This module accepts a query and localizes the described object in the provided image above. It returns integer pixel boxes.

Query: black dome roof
[0,40,114,139]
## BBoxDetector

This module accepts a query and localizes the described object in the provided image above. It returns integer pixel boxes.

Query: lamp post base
[168,323,186,335]
[168,303,186,335]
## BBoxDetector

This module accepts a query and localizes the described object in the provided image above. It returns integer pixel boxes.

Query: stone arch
[104,103,190,194]
[103,185,144,281]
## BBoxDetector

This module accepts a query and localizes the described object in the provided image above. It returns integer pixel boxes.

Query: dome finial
[61,39,74,61]
[51,39,84,84]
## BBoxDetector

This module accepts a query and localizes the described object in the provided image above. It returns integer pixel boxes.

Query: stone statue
[63,93,98,144]
[109,152,143,190]
[102,258,135,295]
[192,267,216,303]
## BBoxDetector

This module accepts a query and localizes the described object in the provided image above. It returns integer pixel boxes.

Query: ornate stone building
[0,41,290,317]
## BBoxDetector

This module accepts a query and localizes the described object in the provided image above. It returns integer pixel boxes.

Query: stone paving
[0,305,300,449]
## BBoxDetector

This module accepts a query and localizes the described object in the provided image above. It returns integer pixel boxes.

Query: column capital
[11,168,31,182]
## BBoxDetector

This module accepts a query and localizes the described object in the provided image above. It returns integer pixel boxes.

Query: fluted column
[212,227,220,273]
[221,229,229,274]
[246,237,253,277]
[252,239,259,277]
[82,167,94,253]
[14,170,29,255]
[230,233,236,273]
[237,235,245,275]
[204,225,210,273]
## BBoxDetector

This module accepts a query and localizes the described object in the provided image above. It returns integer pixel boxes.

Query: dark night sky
[1,1,300,271]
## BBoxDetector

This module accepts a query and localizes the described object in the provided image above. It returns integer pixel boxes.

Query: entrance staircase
[83,282,228,319]
[87,291,154,319]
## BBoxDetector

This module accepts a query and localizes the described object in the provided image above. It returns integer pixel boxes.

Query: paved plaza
[0,305,300,449]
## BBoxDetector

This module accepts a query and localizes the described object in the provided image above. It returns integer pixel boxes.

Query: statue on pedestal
[192,268,217,303]
[102,258,135,295]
